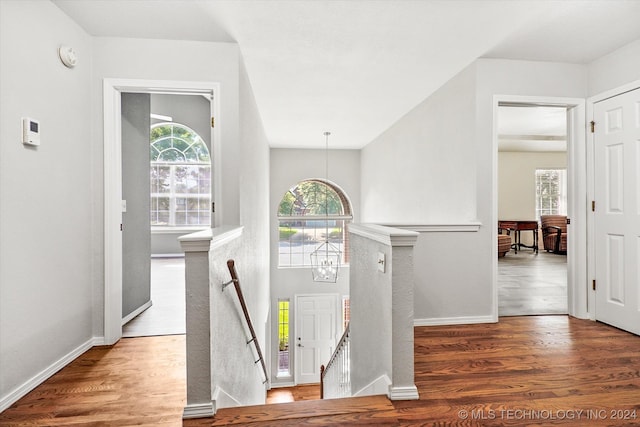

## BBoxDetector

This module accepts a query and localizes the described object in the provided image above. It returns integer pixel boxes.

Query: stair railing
[222,259,268,385]
[320,322,350,399]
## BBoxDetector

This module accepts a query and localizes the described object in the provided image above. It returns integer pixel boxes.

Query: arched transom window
[277,179,352,267]
[150,123,211,227]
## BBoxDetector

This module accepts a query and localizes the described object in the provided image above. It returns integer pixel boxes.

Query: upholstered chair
[540,215,567,254]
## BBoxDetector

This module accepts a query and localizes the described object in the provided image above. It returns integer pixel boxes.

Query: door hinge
[211,117,215,128]
[592,200,596,212]
[212,202,215,213]
[566,217,571,225]
[120,223,123,231]
[590,121,595,133]
[592,279,596,291]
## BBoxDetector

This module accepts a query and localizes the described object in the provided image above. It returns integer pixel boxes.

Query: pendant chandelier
[310,131,341,283]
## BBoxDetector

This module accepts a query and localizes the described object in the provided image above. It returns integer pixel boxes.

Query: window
[277,180,352,267]
[535,168,567,221]
[277,299,290,376]
[150,123,211,227]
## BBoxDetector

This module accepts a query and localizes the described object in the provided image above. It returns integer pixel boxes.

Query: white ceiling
[498,106,567,152]
[53,0,640,149]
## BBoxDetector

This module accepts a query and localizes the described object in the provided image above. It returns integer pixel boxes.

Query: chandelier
[310,131,341,283]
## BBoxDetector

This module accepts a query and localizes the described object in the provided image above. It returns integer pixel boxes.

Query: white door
[594,87,640,335]
[295,294,338,384]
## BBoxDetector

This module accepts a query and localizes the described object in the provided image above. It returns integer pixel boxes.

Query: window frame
[150,122,211,229]
[277,179,352,268]
[535,168,567,222]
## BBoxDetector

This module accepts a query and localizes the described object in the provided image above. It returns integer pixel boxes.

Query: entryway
[295,294,339,385]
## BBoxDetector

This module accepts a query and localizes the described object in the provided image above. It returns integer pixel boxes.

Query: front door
[594,87,640,335]
[295,294,338,384]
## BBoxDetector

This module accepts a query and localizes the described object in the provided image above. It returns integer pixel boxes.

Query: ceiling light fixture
[310,131,341,283]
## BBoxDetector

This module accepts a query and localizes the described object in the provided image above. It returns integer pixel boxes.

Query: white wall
[0,0,94,405]
[269,148,360,385]
[588,38,640,97]
[361,63,477,224]
[238,56,271,380]
[498,151,567,246]
[361,58,587,323]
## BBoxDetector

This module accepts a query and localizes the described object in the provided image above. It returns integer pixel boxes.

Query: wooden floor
[3,316,640,426]
[498,250,567,316]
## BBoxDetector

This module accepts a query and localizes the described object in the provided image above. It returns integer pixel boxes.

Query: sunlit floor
[122,257,185,337]
[266,384,321,404]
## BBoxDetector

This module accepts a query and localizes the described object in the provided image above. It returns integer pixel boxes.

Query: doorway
[492,96,588,321]
[497,104,569,316]
[294,294,339,385]
[103,79,220,345]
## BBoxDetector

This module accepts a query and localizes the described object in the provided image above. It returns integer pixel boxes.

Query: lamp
[310,131,341,283]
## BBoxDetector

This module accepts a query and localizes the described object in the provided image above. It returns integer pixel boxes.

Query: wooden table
[498,220,538,254]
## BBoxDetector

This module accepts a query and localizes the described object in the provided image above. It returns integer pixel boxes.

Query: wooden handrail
[225,259,268,385]
[320,322,350,398]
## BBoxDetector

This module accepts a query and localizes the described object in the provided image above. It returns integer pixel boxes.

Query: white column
[179,229,214,419]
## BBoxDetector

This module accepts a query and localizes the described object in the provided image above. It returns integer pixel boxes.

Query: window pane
[278,299,290,375]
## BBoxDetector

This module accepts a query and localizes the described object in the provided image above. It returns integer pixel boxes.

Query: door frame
[103,78,220,345]
[587,79,640,322]
[492,95,588,320]
[293,293,340,385]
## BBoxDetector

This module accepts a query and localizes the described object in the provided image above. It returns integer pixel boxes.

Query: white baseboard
[183,402,215,419]
[212,386,242,410]
[353,374,391,397]
[388,385,419,400]
[0,336,97,412]
[414,315,496,327]
[122,300,153,325]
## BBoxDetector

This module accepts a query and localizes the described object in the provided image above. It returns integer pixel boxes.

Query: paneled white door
[594,87,640,335]
[295,294,338,384]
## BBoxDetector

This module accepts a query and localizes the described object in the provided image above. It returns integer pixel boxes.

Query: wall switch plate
[377,252,386,273]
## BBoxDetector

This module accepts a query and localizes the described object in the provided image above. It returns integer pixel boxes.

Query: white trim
[348,223,419,247]
[0,337,97,412]
[103,78,221,345]
[492,95,587,322]
[212,385,242,409]
[388,385,419,401]
[414,315,496,327]
[182,403,215,419]
[589,79,640,104]
[387,222,482,232]
[353,374,391,397]
[151,226,208,235]
[121,300,152,325]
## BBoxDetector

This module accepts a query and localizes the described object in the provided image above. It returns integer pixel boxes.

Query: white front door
[594,87,640,335]
[295,294,338,384]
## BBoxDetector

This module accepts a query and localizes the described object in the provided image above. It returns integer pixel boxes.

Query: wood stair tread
[206,394,393,426]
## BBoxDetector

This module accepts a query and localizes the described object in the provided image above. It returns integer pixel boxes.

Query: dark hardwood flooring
[2,316,640,426]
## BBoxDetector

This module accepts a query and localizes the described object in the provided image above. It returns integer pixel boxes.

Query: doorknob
[297,343,304,347]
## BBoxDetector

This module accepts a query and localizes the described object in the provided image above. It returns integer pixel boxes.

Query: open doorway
[497,104,568,316]
[121,93,212,338]
[103,78,219,345]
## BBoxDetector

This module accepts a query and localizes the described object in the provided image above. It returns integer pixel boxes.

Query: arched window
[150,123,211,227]
[277,179,352,267]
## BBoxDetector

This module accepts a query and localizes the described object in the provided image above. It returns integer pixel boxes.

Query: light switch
[377,252,386,273]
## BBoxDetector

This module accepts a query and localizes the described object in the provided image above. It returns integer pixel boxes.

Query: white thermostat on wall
[22,117,40,146]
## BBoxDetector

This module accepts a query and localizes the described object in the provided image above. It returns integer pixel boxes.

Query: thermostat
[22,117,40,146]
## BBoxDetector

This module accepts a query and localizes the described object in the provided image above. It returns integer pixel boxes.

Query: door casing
[587,79,640,326]
[492,95,587,321]
[103,78,220,345]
